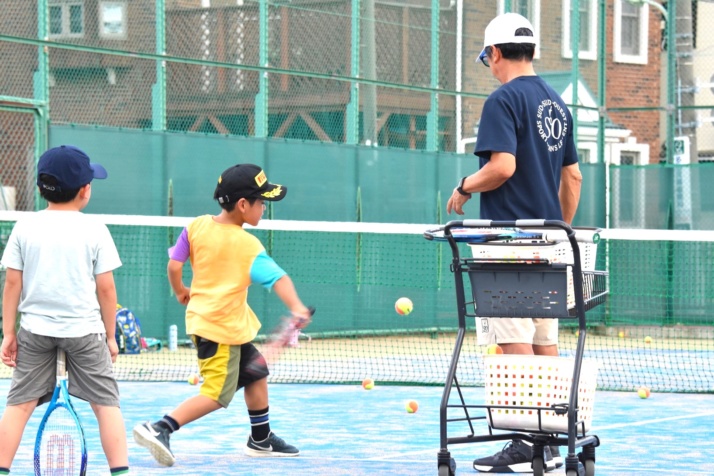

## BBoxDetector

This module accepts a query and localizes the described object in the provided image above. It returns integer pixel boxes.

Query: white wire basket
[482,354,598,433]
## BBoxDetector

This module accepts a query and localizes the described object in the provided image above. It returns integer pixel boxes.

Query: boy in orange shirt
[133,164,312,466]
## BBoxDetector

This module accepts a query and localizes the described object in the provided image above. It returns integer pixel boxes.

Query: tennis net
[0,211,712,393]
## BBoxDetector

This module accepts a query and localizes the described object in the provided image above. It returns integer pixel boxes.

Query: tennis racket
[423,227,600,244]
[423,227,545,243]
[262,306,315,364]
[34,348,87,476]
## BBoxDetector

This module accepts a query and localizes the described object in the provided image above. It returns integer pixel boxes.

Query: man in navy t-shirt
[446,12,582,473]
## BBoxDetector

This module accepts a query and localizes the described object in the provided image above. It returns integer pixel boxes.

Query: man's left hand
[447,188,471,215]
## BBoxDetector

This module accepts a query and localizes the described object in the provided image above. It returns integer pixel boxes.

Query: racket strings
[46,434,75,474]
[39,407,83,475]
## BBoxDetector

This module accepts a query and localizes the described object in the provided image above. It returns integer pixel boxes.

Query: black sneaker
[133,422,175,466]
[472,440,557,473]
[244,432,300,457]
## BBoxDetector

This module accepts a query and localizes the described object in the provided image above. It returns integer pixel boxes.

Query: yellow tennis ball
[395,297,413,315]
[405,400,419,413]
[644,336,652,344]
[187,374,200,385]
[485,344,503,355]
[618,331,625,338]
[637,386,651,399]
[362,378,374,390]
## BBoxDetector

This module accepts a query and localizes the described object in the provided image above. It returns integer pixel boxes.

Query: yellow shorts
[192,336,269,408]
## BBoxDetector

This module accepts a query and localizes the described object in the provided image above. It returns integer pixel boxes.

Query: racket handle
[295,306,316,328]
[541,230,601,244]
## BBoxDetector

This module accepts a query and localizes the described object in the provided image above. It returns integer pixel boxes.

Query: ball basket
[482,354,598,433]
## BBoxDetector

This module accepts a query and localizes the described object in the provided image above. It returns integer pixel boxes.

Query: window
[610,142,649,227]
[49,1,84,38]
[99,2,127,39]
[577,142,598,164]
[614,0,648,64]
[498,0,541,59]
[562,0,597,60]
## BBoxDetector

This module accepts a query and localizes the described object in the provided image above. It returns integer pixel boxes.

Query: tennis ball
[644,336,653,344]
[187,374,200,385]
[362,378,374,390]
[618,331,625,338]
[395,297,413,316]
[485,344,503,355]
[405,400,419,413]
[637,386,651,399]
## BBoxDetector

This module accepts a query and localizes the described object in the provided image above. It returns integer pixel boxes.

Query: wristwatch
[456,176,469,196]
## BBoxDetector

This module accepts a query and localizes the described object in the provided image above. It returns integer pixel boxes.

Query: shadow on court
[1,380,712,475]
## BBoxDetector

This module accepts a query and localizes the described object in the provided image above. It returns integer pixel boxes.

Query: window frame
[614,0,649,65]
[577,142,599,164]
[99,1,128,40]
[609,142,649,228]
[49,0,85,39]
[562,0,597,60]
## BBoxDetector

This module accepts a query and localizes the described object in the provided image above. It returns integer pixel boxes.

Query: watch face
[458,177,468,195]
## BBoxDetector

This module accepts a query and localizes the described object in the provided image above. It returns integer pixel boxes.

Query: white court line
[591,410,714,431]
[365,448,443,461]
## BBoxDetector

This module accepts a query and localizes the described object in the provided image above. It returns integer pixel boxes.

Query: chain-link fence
[1,0,713,227]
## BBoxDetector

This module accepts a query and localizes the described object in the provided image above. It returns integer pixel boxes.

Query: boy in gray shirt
[0,145,129,475]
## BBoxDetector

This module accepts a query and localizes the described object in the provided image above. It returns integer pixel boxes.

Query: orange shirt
[185,215,263,345]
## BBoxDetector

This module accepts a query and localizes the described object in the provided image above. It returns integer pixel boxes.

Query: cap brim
[258,183,287,201]
[91,163,108,180]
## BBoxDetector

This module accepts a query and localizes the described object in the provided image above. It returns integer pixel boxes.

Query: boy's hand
[107,338,119,363]
[291,306,315,329]
[0,335,18,367]
[175,286,190,305]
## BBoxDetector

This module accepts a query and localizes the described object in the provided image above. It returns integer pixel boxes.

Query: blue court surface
[1,380,712,475]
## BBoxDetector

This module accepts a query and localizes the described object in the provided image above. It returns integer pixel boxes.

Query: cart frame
[433,219,607,476]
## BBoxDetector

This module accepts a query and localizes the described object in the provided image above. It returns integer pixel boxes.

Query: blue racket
[34,348,87,476]
[423,227,545,243]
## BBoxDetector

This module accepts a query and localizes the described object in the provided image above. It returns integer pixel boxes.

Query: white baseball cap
[479,13,537,59]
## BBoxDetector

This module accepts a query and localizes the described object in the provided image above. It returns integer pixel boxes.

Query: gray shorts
[7,328,120,407]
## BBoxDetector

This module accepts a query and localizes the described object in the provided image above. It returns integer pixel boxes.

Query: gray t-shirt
[1,210,121,337]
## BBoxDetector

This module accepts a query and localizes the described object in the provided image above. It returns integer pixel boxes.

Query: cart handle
[437,220,600,244]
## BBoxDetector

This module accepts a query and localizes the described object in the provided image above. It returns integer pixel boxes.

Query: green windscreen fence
[1,213,712,393]
[48,124,606,227]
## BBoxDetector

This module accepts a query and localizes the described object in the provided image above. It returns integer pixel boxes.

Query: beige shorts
[476,317,559,346]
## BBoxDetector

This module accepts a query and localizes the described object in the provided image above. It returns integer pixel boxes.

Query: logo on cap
[255,170,268,187]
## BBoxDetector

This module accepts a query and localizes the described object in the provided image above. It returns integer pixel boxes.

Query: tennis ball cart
[424,219,608,476]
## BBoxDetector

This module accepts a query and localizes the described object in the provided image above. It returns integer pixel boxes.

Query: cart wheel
[566,462,586,476]
[532,456,544,476]
[437,457,456,476]
[583,459,595,476]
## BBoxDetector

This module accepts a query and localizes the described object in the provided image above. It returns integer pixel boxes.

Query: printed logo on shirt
[536,99,569,153]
